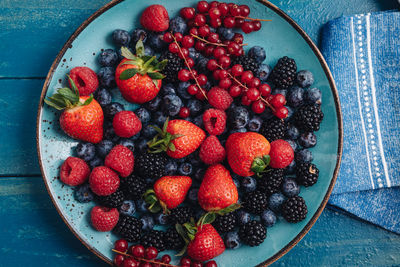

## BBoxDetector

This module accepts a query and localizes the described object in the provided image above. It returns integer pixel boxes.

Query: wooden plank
[0,0,397,77]
[0,177,399,266]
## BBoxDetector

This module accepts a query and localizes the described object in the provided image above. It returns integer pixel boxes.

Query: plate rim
[36,0,343,266]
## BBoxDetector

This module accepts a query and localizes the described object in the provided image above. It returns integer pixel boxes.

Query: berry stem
[112,249,178,267]
[236,16,272,22]
[190,33,247,47]
[171,33,208,100]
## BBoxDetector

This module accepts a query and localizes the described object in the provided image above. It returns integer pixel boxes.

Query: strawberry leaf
[121,59,142,66]
[198,212,216,226]
[216,203,241,215]
[143,56,156,70]
[82,95,93,106]
[67,75,79,96]
[120,46,136,60]
[119,68,139,80]
[147,72,165,80]
[135,40,145,57]
[44,99,64,110]
[58,87,79,103]
[156,59,168,71]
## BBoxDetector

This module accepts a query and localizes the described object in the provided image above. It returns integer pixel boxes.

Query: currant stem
[190,33,247,47]
[236,16,272,22]
[112,249,179,267]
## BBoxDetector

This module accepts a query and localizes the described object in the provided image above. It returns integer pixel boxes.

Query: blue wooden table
[1,0,399,266]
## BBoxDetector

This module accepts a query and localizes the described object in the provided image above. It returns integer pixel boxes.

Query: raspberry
[269,139,294,169]
[113,111,142,138]
[207,87,233,110]
[203,109,227,135]
[90,206,119,232]
[199,135,226,165]
[60,157,90,186]
[105,145,134,178]
[69,67,98,96]
[140,5,170,32]
[89,166,120,196]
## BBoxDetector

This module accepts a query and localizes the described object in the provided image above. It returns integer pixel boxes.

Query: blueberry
[134,107,151,125]
[163,94,183,116]
[177,82,192,100]
[154,212,169,225]
[295,149,313,163]
[217,27,234,40]
[76,142,96,162]
[131,28,148,44]
[296,70,314,88]
[209,27,216,33]
[285,106,295,122]
[98,67,116,88]
[197,57,209,73]
[118,139,135,152]
[118,200,136,217]
[152,111,167,127]
[287,86,304,108]
[178,162,193,176]
[257,64,271,82]
[136,138,149,153]
[236,210,251,226]
[169,16,187,34]
[103,102,124,119]
[96,140,114,158]
[189,47,201,63]
[194,168,205,181]
[162,84,176,96]
[241,177,257,192]
[269,193,286,213]
[232,178,240,189]
[144,95,161,112]
[187,99,203,117]
[89,156,103,169]
[224,231,241,249]
[144,45,154,56]
[103,126,120,143]
[147,31,167,51]
[261,209,277,227]
[98,49,119,67]
[74,184,94,203]
[247,116,263,132]
[273,88,287,97]
[165,160,178,175]
[130,132,141,141]
[142,124,157,138]
[285,139,298,151]
[136,199,148,213]
[285,159,296,174]
[305,87,322,105]
[228,106,249,129]
[286,124,300,140]
[192,115,203,128]
[298,132,317,148]
[248,46,266,63]
[188,188,199,204]
[203,80,212,90]
[282,177,300,198]
[141,215,155,231]
[112,29,131,47]
[93,88,112,107]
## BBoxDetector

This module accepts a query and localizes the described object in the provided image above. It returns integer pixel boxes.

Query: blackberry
[242,191,269,215]
[96,189,125,208]
[159,52,184,84]
[269,56,297,89]
[212,213,237,233]
[135,152,168,179]
[114,215,143,242]
[293,105,324,132]
[257,168,284,196]
[296,162,319,187]
[259,118,285,142]
[169,206,194,225]
[140,230,166,251]
[231,55,260,74]
[282,196,308,223]
[164,227,185,251]
[120,174,147,200]
[239,220,266,247]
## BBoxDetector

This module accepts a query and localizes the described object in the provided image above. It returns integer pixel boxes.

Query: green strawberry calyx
[146,117,184,153]
[197,203,241,227]
[44,76,93,110]
[251,154,271,176]
[119,40,168,86]
[143,188,170,214]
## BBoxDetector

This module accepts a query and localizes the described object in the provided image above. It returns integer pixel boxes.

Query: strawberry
[144,176,192,213]
[89,166,120,196]
[59,156,90,186]
[115,42,167,104]
[269,139,294,169]
[199,135,226,165]
[198,164,238,212]
[148,118,206,159]
[140,5,169,32]
[44,77,103,143]
[105,145,134,177]
[90,206,119,232]
[226,132,271,177]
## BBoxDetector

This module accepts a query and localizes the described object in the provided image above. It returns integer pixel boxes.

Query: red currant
[219,78,232,89]
[140,263,152,267]
[229,84,242,97]
[223,16,236,28]
[207,59,218,71]
[235,18,245,28]
[259,83,271,96]
[233,33,244,44]
[274,106,289,119]
[218,3,229,16]
[179,47,189,59]
[213,69,222,80]
[205,261,218,267]
[218,55,231,69]
[271,94,286,108]
[182,35,194,48]
[114,255,125,267]
[187,84,199,95]
[144,247,158,260]
[239,5,250,17]
[197,1,210,13]
[252,99,266,114]
[114,239,128,252]
[204,45,215,57]
[178,69,191,82]
[210,17,222,28]
[122,258,139,267]
[179,107,190,118]
[207,32,220,43]
[168,43,179,54]
[186,57,195,68]
[195,41,206,51]
[161,254,172,264]
[230,5,241,16]
[197,74,208,85]
[191,262,203,267]
[190,27,199,36]
[194,14,207,26]
[241,95,252,106]
[174,32,183,42]
[209,7,221,19]
[246,87,260,101]
[218,69,229,79]
[231,64,244,76]
[253,21,262,31]
[196,91,206,100]
[210,1,219,8]
[198,25,210,38]
[213,47,226,58]
[249,77,261,88]
[180,257,192,266]
[131,245,145,258]
[191,69,198,79]
[187,19,195,28]
[163,32,173,43]
[242,21,254,33]
[227,42,240,55]
[241,70,254,84]
[237,47,245,56]
[180,7,196,20]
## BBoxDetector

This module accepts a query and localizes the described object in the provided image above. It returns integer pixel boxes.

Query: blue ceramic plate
[37,0,342,266]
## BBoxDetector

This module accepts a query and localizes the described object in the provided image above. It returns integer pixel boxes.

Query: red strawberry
[59,157,90,186]
[89,166,120,196]
[105,145,134,177]
[113,110,142,138]
[140,5,169,32]
[187,224,225,262]
[69,66,98,96]
[199,135,226,165]
[226,132,271,177]
[198,164,238,211]
[45,77,103,143]
[202,109,226,135]
[148,119,206,159]
[90,206,119,232]
[269,139,294,168]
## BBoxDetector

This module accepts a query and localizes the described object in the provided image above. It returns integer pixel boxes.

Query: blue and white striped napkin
[321,10,400,233]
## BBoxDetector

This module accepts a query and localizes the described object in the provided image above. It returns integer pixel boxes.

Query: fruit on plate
[68,66,99,96]
[89,166,120,196]
[104,145,134,177]
[44,77,103,143]
[90,206,119,232]
[59,156,90,186]
[140,4,170,32]
[112,110,142,138]
[268,139,294,169]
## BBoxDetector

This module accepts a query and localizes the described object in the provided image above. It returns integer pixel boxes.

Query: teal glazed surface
[37,0,341,266]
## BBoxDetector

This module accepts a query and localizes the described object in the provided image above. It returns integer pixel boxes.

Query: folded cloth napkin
[320,10,400,233]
